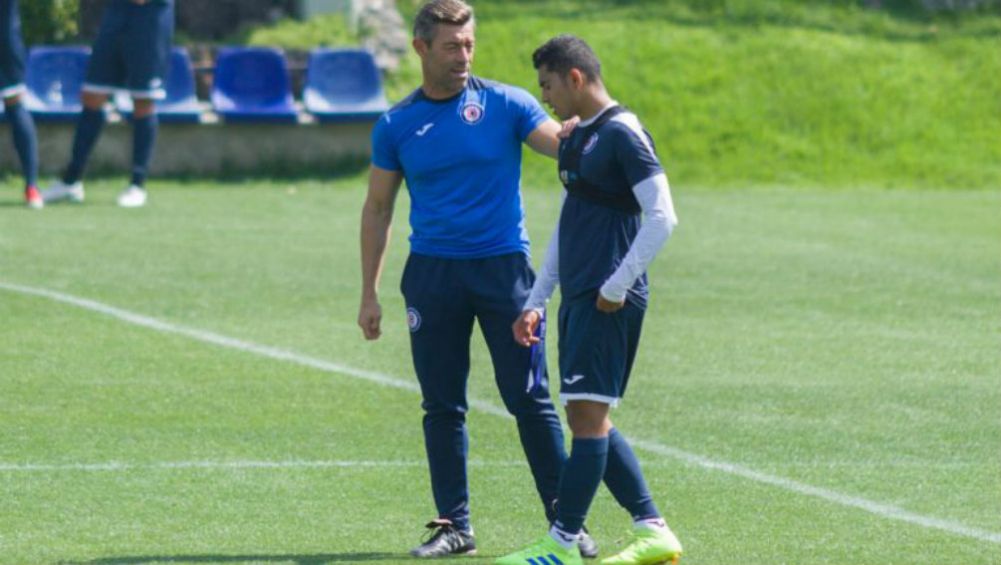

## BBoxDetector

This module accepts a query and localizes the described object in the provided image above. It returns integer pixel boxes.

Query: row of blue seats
[21,46,389,124]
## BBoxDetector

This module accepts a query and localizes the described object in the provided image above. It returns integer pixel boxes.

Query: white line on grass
[2,281,998,545]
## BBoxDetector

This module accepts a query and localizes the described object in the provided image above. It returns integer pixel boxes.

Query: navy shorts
[83,0,174,99]
[557,296,645,407]
[0,0,27,97]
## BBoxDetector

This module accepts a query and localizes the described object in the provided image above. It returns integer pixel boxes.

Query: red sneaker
[25,185,44,209]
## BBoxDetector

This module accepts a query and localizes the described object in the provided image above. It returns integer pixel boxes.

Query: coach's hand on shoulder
[512,309,542,347]
[596,293,625,313]
[558,116,580,139]
[358,299,383,340]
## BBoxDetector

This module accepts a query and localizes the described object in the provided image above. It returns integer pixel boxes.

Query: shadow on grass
[64,552,401,564]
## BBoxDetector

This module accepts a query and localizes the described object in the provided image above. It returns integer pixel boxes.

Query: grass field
[1,178,999,565]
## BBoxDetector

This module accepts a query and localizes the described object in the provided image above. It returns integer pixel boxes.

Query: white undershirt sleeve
[599,173,678,302]
[523,191,567,312]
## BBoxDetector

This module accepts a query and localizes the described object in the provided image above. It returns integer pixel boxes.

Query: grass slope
[237,0,1001,188]
[469,0,1001,189]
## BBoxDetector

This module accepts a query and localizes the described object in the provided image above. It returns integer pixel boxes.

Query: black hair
[532,34,602,82]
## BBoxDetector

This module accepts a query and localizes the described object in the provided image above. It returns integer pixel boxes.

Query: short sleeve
[371,114,401,171]
[611,115,664,188]
[507,86,550,141]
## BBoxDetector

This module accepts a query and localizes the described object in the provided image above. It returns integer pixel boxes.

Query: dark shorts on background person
[83,0,174,99]
[0,0,26,97]
[558,295,645,407]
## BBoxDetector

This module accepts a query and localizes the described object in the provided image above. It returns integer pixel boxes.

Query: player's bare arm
[358,165,403,340]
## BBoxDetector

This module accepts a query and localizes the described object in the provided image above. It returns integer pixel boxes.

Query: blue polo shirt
[371,76,549,259]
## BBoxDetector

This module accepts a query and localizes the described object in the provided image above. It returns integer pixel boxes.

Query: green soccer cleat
[600,525,683,565]
[496,534,583,565]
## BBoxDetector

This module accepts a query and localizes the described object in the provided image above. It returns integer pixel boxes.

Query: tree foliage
[19,0,79,45]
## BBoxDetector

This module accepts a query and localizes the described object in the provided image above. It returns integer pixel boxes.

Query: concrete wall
[0,120,374,178]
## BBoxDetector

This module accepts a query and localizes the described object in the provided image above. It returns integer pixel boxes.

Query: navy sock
[63,108,106,184]
[5,102,38,188]
[130,113,159,187]
[555,436,609,535]
[604,428,660,521]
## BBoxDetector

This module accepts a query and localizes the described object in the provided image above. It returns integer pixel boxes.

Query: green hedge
[228,13,358,50]
[19,0,78,45]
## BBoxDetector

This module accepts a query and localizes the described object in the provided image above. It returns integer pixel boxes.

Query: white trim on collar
[577,100,620,128]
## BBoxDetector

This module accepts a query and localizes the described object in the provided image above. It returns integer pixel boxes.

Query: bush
[19,0,79,45]
[231,13,358,50]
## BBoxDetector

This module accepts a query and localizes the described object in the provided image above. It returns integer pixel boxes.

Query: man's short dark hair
[413,0,475,45]
[532,35,602,82]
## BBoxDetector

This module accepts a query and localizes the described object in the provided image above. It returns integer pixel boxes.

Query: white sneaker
[42,180,85,204]
[117,185,147,208]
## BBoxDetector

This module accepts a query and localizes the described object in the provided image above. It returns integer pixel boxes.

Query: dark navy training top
[557,105,664,308]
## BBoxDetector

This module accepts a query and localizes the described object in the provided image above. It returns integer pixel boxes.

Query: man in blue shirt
[0,0,40,208]
[43,0,173,208]
[359,0,597,559]
[498,36,682,565]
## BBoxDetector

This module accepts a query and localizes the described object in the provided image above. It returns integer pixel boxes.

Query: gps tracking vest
[558,106,641,214]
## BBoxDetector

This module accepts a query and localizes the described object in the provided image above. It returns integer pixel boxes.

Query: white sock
[549,525,579,550]
[634,517,668,532]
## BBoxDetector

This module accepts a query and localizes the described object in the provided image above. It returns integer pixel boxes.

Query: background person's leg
[4,94,38,193]
[129,98,158,189]
[59,2,127,190]
[62,92,109,186]
[118,1,173,205]
[122,0,173,104]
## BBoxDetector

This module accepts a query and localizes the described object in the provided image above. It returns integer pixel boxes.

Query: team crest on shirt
[460,102,485,125]
[582,133,600,155]
[559,170,577,187]
[406,307,422,332]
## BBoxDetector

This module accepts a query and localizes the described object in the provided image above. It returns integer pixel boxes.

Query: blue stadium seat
[304,48,388,122]
[23,46,91,122]
[211,47,298,123]
[116,47,203,123]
